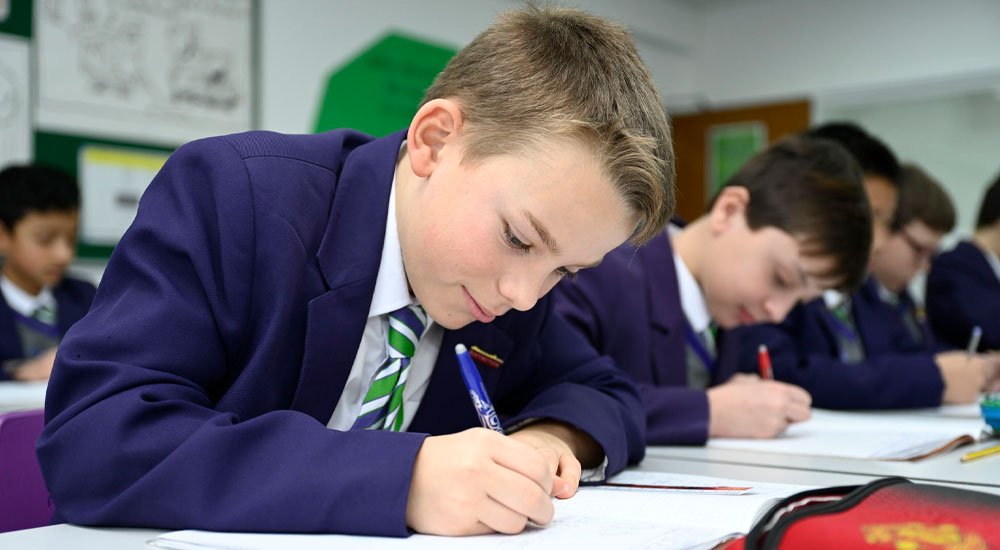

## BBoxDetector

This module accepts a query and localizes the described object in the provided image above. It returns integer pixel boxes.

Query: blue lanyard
[824,307,858,342]
[823,306,861,363]
[683,321,716,374]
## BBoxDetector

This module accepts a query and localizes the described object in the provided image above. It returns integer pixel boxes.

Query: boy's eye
[34,233,57,246]
[503,222,531,252]
[773,273,789,289]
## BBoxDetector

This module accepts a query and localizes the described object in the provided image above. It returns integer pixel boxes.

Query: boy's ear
[406,98,464,178]
[0,223,9,252]
[708,186,750,234]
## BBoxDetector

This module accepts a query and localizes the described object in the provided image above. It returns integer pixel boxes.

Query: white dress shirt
[326,165,443,431]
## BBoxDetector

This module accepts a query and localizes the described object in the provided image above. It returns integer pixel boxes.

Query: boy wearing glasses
[867,164,953,352]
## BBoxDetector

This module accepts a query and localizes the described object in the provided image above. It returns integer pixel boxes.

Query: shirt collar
[982,244,1000,283]
[668,225,711,333]
[368,143,417,318]
[874,279,898,305]
[0,275,56,318]
[823,289,846,310]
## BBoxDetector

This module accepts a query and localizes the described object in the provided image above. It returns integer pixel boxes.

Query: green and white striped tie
[352,304,427,431]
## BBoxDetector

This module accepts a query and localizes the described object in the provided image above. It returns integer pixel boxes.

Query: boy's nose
[53,239,75,265]
[498,274,543,312]
[764,294,797,324]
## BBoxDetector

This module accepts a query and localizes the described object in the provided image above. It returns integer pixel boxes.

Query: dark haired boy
[928,170,1000,355]
[0,164,95,381]
[554,135,871,443]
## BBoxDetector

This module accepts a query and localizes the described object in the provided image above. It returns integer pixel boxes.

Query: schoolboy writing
[928,172,1000,354]
[740,123,997,408]
[0,165,95,381]
[37,6,674,537]
[553,135,872,444]
[867,164,955,352]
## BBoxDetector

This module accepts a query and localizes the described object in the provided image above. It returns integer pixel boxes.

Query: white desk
[638,453,1000,495]
[0,525,162,549]
[0,381,47,413]
[646,441,1000,493]
[4,457,998,547]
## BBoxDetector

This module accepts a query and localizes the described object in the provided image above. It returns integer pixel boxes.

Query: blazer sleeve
[501,298,647,477]
[926,261,1000,351]
[740,317,944,410]
[553,276,709,447]
[37,138,426,536]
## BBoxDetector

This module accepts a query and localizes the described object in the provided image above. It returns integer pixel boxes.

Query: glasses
[898,230,937,261]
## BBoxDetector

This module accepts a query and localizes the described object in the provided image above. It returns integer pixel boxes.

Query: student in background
[865,164,955,352]
[554,135,871,444]
[927,173,1000,352]
[740,124,998,408]
[37,6,674,537]
[0,164,95,381]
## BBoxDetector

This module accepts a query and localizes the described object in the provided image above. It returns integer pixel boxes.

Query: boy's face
[698,201,835,329]
[0,210,79,295]
[871,220,943,293]
[397,137,635,330]
[864,175,898,261]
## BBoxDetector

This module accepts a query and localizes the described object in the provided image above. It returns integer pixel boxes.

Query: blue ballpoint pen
[455,344,504,433]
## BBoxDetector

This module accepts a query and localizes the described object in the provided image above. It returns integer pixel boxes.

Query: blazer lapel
[0,292,23,360]
[290,130,406,423]
[641,232,688,385]
[408,322,513,435]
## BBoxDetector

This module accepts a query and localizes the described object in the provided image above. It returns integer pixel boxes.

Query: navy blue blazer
[926,240,1000,351]
[737,277,943,409]
[553,230,742,446]
[37,130,645,536]
[0,275,95,380]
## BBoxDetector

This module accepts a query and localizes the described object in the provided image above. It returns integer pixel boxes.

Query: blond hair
[421,4,674,244]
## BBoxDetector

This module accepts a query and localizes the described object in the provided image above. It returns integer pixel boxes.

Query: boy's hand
[707,377,812,438]
[508,421,589,500]
[987,352,1000,392]
[12,347,58,381]
[936,351,988,404]
[406,428,555,535]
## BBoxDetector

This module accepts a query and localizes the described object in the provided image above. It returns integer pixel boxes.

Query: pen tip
[455,343,468,353]
[758,344,766,353]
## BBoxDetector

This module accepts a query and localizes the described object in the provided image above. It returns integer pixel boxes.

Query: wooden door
[671,100,811,222]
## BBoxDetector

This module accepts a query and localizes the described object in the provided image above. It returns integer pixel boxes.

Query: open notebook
[146,471,810,550]
[709,408,986,461]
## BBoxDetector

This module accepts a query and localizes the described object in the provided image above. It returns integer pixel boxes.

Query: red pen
[757,344,773,380]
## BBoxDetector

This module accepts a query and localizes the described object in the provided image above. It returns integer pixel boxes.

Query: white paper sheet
[709,408,985,460]
[146,472,809,550]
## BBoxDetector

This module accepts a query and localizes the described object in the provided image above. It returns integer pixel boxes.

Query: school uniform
[0,273,95,380]
[858,278,939,353]
[737,278,943,410]
[553,229,742,446]
[926,240,1000,351]
[37,129,645,536]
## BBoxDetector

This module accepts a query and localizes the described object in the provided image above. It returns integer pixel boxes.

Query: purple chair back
[0,409,53,532]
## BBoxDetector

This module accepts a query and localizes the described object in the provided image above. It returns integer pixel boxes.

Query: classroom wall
[694,0,1000,109]
[260,0,703,134]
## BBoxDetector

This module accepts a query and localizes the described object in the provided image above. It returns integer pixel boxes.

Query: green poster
[313,31,456,137]
[0,0,31,38]
[708,123,767,195]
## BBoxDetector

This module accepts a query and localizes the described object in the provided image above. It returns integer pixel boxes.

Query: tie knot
[387,304,427,359]
[32,303,56,325]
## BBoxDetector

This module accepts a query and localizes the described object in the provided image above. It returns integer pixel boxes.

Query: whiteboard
[35,0,254,146]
